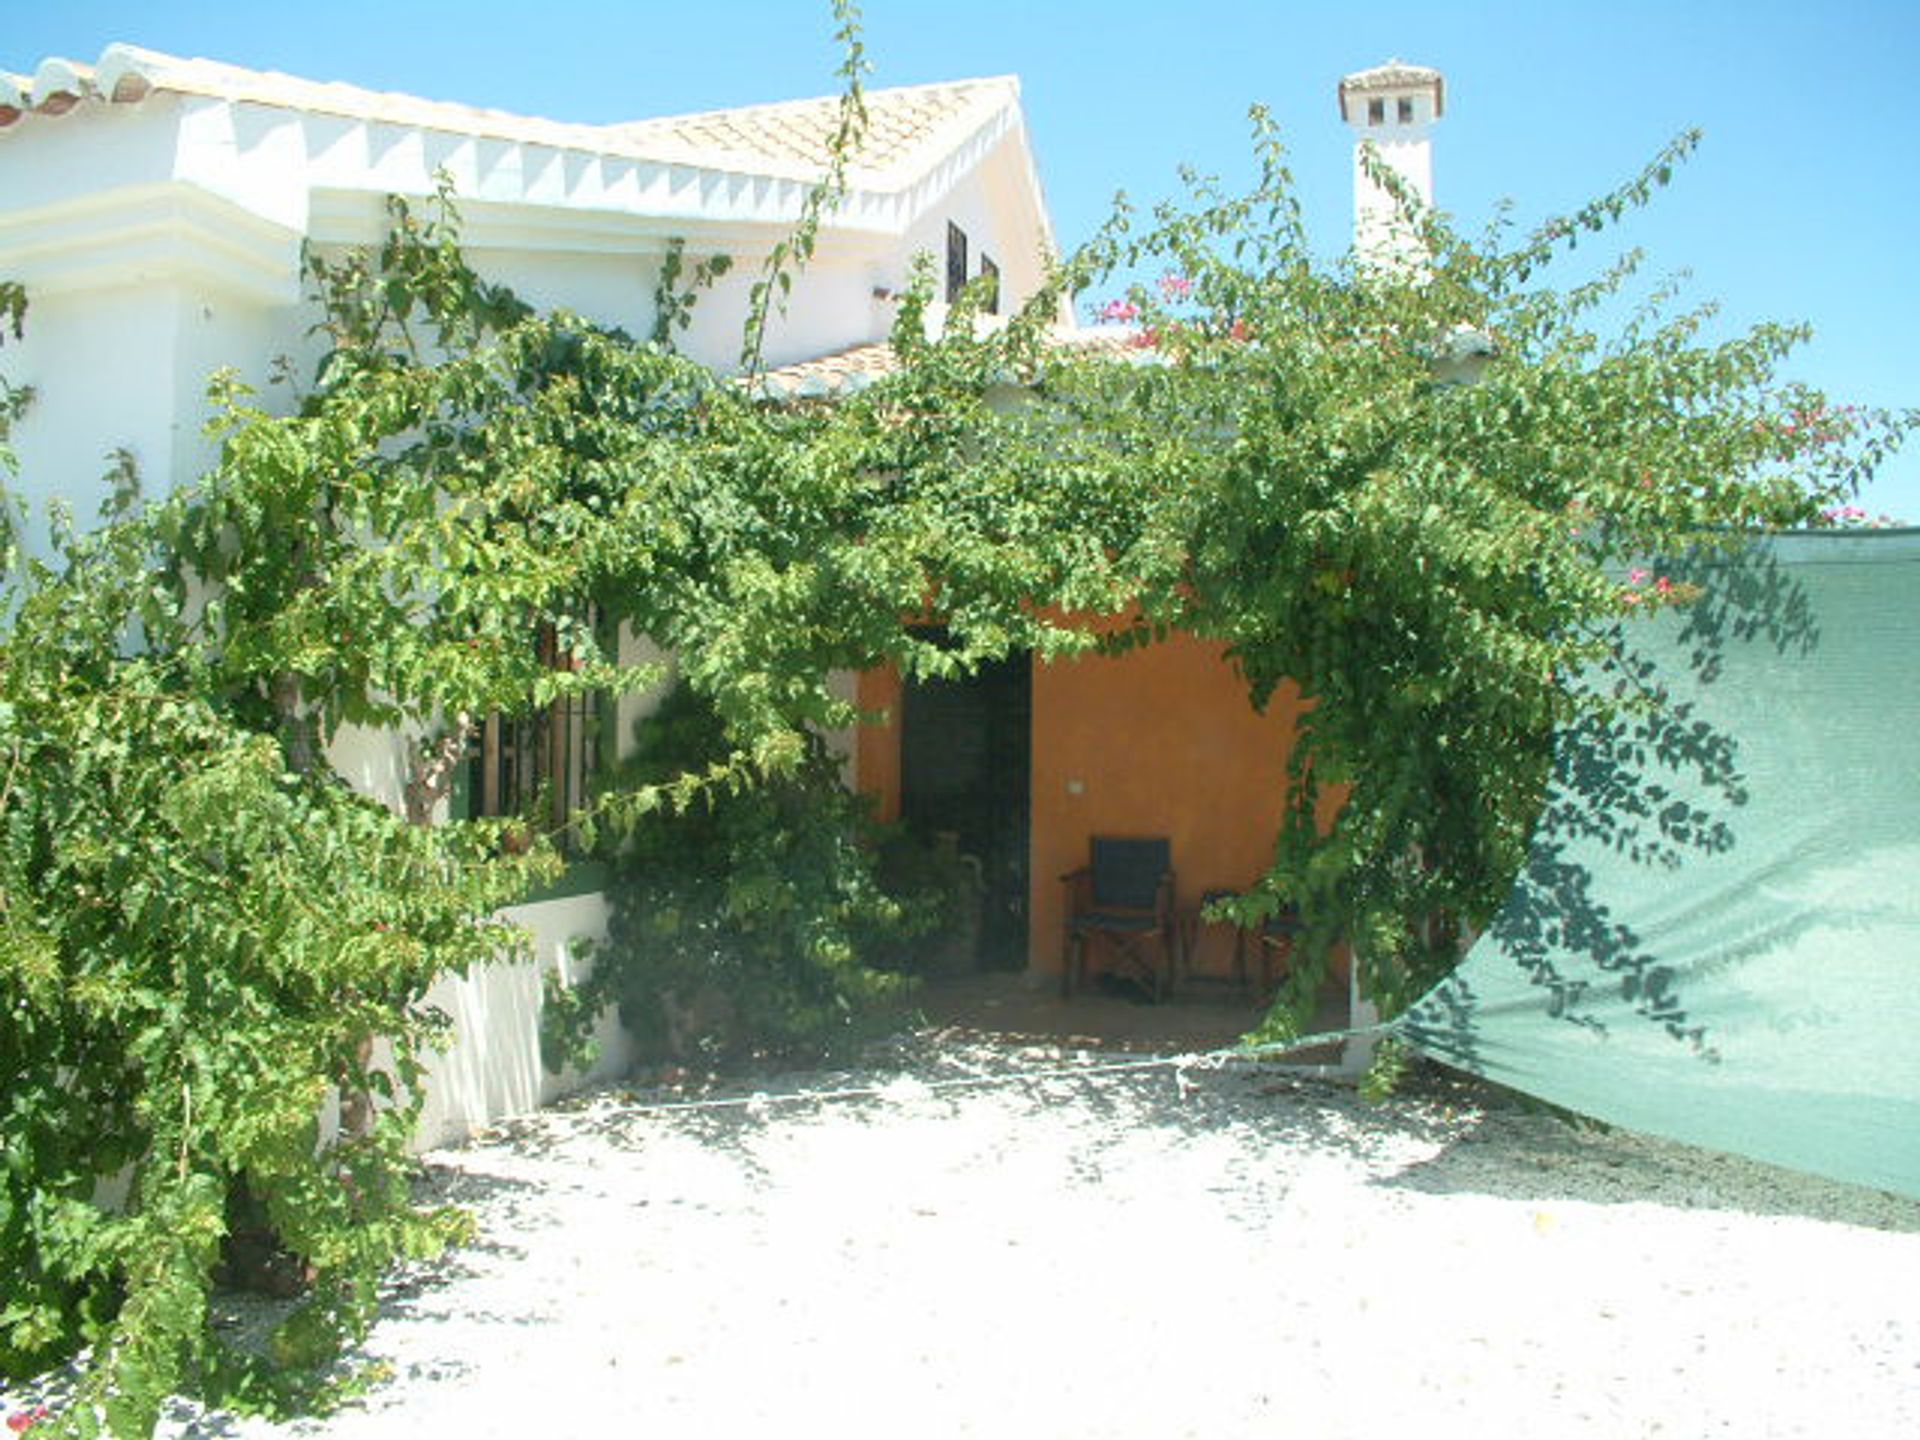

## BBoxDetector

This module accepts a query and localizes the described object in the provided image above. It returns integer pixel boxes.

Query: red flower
[7,1408,52,1434]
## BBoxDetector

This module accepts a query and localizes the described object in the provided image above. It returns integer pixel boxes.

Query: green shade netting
[1399,530,1920,1199]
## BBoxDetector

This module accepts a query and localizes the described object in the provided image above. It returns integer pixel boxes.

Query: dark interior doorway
[899,643,1032,970]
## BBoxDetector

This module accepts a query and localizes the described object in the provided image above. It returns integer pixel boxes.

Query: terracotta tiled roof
[0,44,1022,188]
[753,325,1140,399]
[610,78,1021,185]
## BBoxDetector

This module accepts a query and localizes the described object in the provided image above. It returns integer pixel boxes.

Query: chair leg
[1062,932,1080,997]
[1255,934,1290,1001]
[1274,934,1295,996]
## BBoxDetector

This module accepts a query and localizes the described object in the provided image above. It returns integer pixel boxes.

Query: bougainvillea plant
[894,114,1910,1031]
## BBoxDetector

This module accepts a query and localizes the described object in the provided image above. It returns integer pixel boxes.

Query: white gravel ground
[14,1035,1920,1439]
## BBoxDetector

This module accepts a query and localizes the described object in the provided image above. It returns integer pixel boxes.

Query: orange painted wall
[1029,634,1306,980]
[855,664,904,824]
[854,634,1339,980]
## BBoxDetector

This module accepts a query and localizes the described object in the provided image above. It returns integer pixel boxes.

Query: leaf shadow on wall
[1397,539,1820,1073]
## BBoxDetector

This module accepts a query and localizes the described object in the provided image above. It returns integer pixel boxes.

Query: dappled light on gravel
[12,1037,1915,1439]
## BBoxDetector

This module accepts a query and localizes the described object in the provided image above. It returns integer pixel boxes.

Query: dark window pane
[946,221,968,304]
[468,606,604,855]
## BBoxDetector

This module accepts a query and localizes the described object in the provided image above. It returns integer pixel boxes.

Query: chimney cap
[1337,59,1445,124]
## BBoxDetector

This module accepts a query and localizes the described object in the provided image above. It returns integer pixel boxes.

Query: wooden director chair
[1060,836,1177,1001]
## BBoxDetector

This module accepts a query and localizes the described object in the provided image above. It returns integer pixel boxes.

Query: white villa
[0,46,1445,1143]
[0,43,1067,1145]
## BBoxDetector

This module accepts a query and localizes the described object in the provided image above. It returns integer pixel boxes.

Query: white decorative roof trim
[0,45,1023,196]
[289,112,913,249]
[0,45,1036,257]
[0,180,301,303]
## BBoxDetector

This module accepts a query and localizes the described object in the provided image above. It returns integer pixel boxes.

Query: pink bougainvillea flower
[1130,326,1160,350]
[1628,567,1650,586]
[1622,591,1644,606]
[1098,299,1140,324]
[1654,576,1675,595]
[1158,274,1193,301]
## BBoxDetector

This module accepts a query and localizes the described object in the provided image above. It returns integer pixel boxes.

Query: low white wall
[410,889,634,1151]
[322,721,639,1151]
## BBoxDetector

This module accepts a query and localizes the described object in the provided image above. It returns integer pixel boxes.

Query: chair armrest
[1059,866,1092,884]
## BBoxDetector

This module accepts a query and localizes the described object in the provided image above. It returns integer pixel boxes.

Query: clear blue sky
[8,1,1917,516]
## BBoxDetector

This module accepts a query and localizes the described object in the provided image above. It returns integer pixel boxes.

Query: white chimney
[1337,60,1445,269]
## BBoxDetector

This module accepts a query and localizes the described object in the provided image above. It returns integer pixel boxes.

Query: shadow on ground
[902,969,1351,1063]
[1373,1066,1920,1229]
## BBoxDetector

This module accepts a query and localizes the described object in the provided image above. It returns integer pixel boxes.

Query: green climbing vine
[941,112,1912,1032]
[544,680,940,1075]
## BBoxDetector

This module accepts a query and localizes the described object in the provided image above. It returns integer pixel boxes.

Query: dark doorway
[899,645,1032,970]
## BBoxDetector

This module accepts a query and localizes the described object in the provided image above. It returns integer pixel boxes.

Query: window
[979,254,1000,315]
[467,611,604,852]
[1367,97,1384,125]
[946,221,968,304]
[1397,96,1414,124]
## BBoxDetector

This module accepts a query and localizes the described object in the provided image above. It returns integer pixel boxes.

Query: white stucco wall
[3,284,185,531]
[0,280,285,546]
[325,722,414,814]
[411,890,633,1150]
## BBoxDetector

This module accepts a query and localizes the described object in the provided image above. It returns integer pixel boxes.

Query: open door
[899,647,1032,969]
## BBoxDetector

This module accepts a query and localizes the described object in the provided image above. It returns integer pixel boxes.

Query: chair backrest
[1264,903,1304,937]
[1089,836,1170,911]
